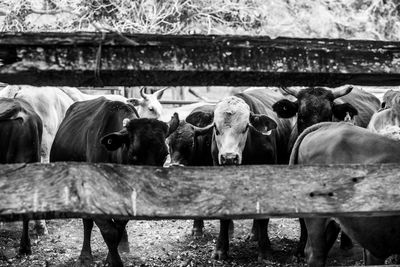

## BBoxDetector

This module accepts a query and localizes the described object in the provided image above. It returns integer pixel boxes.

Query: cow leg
[77,219,94,266]
[117,220,130,253]
[304,218,340,267]
[95,219,126,267]
[296,218,307,258]
[249,220,258,241]
[212,219,231,260]
[255,219,272,262]
[363,249,385,265]
[33,220,48,235]
[19,219,31,255]
[192,219,204,237]
[339,231,353,250]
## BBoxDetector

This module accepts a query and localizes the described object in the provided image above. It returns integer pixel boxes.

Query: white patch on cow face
[137,95,162,119]
[213,96,250,165]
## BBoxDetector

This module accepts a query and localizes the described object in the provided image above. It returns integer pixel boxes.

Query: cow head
[127,87,168,119]
[193,96,277,166]
[167,110,214,166]
[381,90,400,113]
[272,86,358,134]
[100,116,178,166]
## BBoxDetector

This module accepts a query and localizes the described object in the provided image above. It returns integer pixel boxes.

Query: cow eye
[149,107,154,112]
[214,125,220,135]
[243,124,249,133]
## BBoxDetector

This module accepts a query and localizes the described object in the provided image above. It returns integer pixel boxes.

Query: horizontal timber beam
[0,32,400,87]
[1,162,400,222]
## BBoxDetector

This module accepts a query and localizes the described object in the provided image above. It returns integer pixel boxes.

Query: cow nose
[220,153,240,165]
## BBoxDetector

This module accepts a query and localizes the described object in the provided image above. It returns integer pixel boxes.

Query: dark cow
[192,88,294,261]
[50,97,177,267]
[272,86,380,134]
[290,121,400,266]
[167,104,215,237]
[0,98,42,254]
[272,86,380,255]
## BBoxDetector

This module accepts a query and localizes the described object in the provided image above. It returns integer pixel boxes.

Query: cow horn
[140,87,149,100]
[191,123,214,135]
[280,87,299,98]
[153,87,169,100]
[332,86,353,99]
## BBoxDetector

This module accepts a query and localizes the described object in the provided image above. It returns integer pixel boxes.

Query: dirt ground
[0,218,366,267]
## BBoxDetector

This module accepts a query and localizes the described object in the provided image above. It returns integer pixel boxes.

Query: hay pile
[0,0,399,40]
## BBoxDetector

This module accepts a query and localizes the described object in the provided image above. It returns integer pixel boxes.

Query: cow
[190,88,294,261]
[0,97,42,255]
[50,97,178,267]
[289,121,400,266]
[166,104,215,237]
[272,86,380,134]
[127,87,168,119]
[272,85,381,255]
[380,89,400,110]
[368,90,400,137]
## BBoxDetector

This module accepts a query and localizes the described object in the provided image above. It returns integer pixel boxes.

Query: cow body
[273,86,380,255]
[290,122,400,266]
[167,104,215,236]
[192,88,294,261]
[0,97,42,254]
[50,97,170,267]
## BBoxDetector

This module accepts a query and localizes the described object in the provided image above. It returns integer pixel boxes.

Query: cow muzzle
[220,153,240,165]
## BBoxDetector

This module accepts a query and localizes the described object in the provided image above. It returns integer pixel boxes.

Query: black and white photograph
[0,0,400,266]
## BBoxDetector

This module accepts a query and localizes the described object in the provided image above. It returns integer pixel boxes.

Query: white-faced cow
[368,90,400,138]
[127,87,169,119]
[191,88,294,261]
[50,97,177,267]
[290,121,400,266]
[0,97,42,255]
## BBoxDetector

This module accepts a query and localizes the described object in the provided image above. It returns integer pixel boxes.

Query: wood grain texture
[1,162,400,222]
[0,32,400,86]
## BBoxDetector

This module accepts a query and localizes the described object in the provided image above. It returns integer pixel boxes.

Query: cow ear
[101,131,129,151]
[332,103,358,121]
[127,98,143,106]
[167,113,180,137]
[272,99,298,118]
[186,111,214,126]
[250,113,277,135]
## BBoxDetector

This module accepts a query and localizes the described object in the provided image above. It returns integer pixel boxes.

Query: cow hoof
[247,232,258,241]
[340,242,354,251]
[257,251,272,262]
[19,246,32,255]
[34,221,48,235]
[118,241,130,253]
[212,249,228,260]
[75,254,94,267]
[192,228,203,237]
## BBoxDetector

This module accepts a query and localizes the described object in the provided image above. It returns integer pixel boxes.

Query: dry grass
[0,0,398,40]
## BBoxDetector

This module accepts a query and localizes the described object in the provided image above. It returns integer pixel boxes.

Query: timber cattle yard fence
[1,32,400,263]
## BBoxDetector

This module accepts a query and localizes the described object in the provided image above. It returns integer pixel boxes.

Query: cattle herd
[1,84,400,267]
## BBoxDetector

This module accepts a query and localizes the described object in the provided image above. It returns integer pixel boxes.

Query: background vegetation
[0,0,398,40]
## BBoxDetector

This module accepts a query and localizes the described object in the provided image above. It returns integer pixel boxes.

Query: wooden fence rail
[1,162,400,222]
[1,32,400,87]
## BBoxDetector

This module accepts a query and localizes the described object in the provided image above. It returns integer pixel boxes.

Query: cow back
[0,98,42,163]
[50,97,138,164]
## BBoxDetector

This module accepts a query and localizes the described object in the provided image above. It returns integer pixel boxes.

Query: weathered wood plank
[1,162,400,222]
[0,32,400,87]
